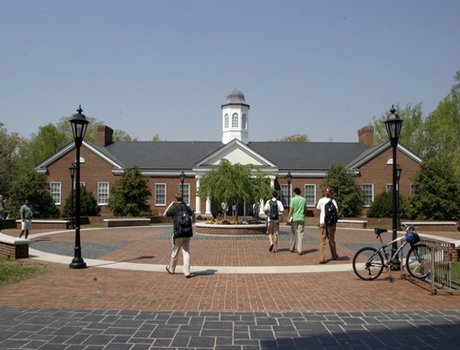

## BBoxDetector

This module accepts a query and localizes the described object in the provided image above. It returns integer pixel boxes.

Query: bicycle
[352,224,431,281]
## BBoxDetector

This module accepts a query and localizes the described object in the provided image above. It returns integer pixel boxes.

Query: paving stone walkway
[0,225,459,349]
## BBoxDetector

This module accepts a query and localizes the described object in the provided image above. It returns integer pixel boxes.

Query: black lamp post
[69,105,89,269]
[396,164,402,231]
[180,171,185,199]
[286,172,292,207]
[68,163,76,229]
[385,105,403,269]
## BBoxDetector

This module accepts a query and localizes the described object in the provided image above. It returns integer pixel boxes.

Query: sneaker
[185,274,192,279]
[165,266,173,274]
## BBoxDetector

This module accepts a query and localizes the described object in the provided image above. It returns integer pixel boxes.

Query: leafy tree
[372,102,425,155]
[421,71,460,175]
[409,158,460,220]
[113,129,139,142]
[277,133,310,142]
[322,162,362,217]
[61,186,100,217]
[18,123,68,172]
[0,123,23,196]
[107,166,152,216]
[196,158,273,221]
[367,189,410,219]
[56,115,140,143]
[8,170,60,219]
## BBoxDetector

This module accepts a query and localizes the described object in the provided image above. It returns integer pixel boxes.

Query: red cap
[325,187,332,194]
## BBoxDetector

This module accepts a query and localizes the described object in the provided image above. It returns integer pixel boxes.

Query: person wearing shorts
[264,191,284,253]
[19,199,34,239]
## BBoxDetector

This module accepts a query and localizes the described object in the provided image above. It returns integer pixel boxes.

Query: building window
[155,183,166,206]
[362,183,374,207]
[178,183,190,205]
[232,113,238,128]
[50,182,61,205]
[304,184,316,206]
[281,184,291,207]
[98,182,109,205]
[386,184,393,192]
[242,113,247,129]
[224,114,229,128]
[410,183,415,194]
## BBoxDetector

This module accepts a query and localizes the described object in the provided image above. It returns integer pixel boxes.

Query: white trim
[155,183,167,206]
[349,142,422,169]
[362,183,374,207]
[304,184,316,207]
[97,182,109,205]
[50,181,61,205]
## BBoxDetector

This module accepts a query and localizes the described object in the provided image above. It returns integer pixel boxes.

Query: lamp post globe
[69,105,89,269]
[385,106,403,269]
[68,163,76,229]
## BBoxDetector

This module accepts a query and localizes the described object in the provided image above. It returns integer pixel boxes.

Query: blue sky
[1,0,459,143]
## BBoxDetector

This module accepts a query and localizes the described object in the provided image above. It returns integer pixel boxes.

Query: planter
[195,222,267,235]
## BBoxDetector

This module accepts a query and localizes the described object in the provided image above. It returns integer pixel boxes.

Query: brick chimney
[358,126,374,147]
[97,125,114,147]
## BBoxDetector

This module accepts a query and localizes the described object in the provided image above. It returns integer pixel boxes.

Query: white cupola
[222,88,250,144]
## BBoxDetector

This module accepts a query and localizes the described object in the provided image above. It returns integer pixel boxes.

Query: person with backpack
[163,193,194,278]
[287,187,307,255]
[264,191,284,253]
[316,187,339,264]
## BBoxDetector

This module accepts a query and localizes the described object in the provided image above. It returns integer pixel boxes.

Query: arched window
[232,113,238,128]
[224,114,229,128]
[242,114,247,129]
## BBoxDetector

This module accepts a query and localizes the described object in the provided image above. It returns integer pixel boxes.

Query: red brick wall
[43,143,421,219]
[0,243,29,259]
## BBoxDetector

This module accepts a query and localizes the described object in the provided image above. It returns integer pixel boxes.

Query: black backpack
[268,200,279,220]
[324,199,338,226]
[174,204,193,238]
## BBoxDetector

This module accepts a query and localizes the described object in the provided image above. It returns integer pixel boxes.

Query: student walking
[317,187,339,263]
[163,193,194,278]
[288,187,307,255]
[19,199,34,239]
[264,191,284,253]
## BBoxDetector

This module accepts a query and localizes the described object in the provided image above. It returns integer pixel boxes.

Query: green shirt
[20,204,33,220]
[290,195,306,222]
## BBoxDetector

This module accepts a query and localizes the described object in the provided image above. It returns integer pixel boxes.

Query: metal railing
[403,238,459,295]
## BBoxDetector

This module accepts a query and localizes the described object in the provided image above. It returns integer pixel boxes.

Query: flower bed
[195,220,267,235]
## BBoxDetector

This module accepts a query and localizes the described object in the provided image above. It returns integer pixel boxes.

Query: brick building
[35,89,422,218]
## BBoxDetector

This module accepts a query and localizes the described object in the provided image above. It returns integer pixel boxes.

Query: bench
[337,220,368,229]
[402,221,458,233]
[16,220,69,230]
[0,233,30,259]
[103,218,151,227]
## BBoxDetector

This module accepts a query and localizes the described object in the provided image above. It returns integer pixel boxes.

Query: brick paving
[0,225,459,349]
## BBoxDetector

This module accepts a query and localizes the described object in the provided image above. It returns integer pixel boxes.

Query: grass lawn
[0,256,56,287]
[452,261,460,284]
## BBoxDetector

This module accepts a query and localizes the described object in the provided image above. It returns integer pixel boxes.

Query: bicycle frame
[374,234,408,268]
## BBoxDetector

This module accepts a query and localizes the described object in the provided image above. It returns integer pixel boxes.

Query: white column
[259,198,265,216]
[195,176,201,215]
[269,175,276,188]
[206,196,212,215]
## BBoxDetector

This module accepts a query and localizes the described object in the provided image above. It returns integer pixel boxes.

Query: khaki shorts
[267,221,280,235]
[21,219,32,231]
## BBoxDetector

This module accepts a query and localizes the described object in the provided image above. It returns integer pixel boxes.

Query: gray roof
[222,88,249,107]
[104,140,367,171]
[105,141,223,169]
[249,142,367,171]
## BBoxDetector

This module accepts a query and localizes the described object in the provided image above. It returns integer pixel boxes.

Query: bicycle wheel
[406,243,431,279]
[353,247,384,280]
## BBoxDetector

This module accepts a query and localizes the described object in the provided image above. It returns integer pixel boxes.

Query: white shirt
[316,197,338,224]
[264,198,284,222]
